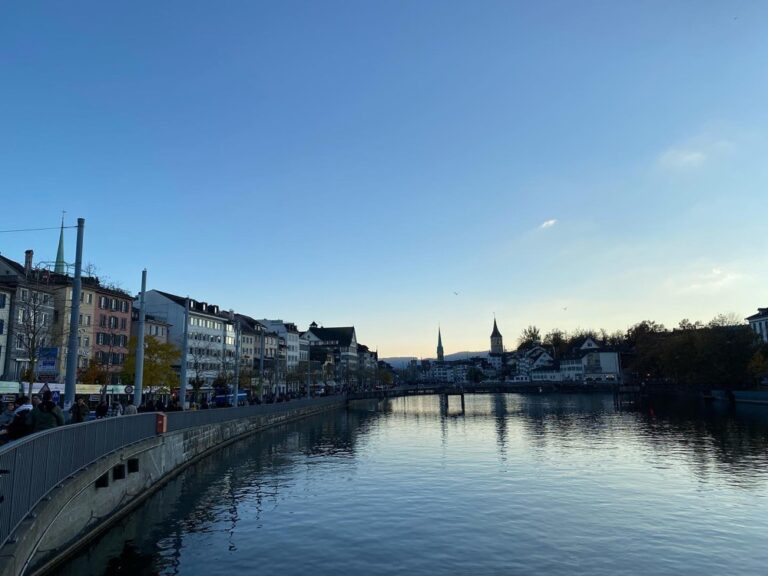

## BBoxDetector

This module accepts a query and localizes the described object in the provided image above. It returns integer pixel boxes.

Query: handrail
[0,395,344,550]
[0,413,157,549]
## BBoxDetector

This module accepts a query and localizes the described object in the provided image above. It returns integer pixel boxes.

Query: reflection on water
[54,395,768,576]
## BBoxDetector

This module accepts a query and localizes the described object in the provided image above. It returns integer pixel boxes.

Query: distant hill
[381,351,490,368]
[379,357,418,369]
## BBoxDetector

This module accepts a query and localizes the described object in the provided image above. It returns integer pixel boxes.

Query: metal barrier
[0,395,344,551]
[0,413,158,549]
[165,395,343,432]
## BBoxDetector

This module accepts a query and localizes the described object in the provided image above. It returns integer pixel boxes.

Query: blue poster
[39,347,58,373]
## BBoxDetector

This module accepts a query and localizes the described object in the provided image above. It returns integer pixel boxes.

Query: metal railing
[0,413,158,549]
[0,395,346,550]
[165,395,344,432]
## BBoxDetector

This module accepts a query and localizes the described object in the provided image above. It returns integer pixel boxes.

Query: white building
[0,288,11,376]
[259,320,300,370]
[142,290,235,388]
[746,308,768,343]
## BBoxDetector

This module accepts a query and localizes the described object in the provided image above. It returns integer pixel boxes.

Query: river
[53,394,768,575]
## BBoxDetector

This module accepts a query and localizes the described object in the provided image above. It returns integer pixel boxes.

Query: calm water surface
[54,394,768,575]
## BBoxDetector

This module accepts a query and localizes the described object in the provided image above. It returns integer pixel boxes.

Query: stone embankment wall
[0,398,344,576]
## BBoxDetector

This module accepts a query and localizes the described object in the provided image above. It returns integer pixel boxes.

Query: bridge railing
[165,395,343,432]
[0,413,157,550]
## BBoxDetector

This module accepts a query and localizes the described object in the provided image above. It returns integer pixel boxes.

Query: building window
[0,293,5,308]
[0,319,3,335]
[120,318,127,330]
[99,296,108,309]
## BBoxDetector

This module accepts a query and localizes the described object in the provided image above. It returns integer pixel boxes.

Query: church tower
[437,328,444,362]
[490,319,503,355]
[54,216,66,275]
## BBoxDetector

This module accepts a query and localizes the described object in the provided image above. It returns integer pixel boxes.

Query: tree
[15,286,54,397]
[678,318,703,331]
[123,336,180,398]
[187,340,215,402]
[467,366,484,383]
[518,325,542,348]
[543,329,568,358]
[707,313,743,328]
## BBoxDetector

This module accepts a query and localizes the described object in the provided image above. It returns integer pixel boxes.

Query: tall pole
[64,218,84,410]
[259,326,265,400]
[306,344,311,399]
[133,269,147,407]
[179,297,189,410]
[232,320,240,406]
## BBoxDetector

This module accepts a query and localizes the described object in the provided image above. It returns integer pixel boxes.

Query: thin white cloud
[659,148,706,170]
[666,266,745,295]
[657,138,734,171]
[540,219,558,229]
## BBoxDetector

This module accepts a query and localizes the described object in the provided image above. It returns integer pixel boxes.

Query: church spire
[437,327,444,363]
[490,317,504,355]
[54,214,66,275]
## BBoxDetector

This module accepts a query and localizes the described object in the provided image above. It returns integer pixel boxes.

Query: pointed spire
[437,326,444,362]
[491,318,502,338]
[54,214,66,275]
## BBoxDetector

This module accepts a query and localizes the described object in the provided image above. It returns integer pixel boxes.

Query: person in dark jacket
[6,396,33,440]
[70,396,90,423]
[95,401,109,419]
[26,391,64,432]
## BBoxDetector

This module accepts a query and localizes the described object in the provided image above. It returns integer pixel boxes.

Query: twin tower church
[436,319,504,361]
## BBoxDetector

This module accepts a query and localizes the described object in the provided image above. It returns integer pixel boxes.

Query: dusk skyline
[2,1,768,357]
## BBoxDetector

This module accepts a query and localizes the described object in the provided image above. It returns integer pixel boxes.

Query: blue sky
[2,1,767,357]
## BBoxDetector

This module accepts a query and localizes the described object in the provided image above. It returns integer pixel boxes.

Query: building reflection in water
[57,394,768,576]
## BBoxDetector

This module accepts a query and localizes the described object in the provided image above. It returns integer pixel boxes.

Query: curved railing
[164,395,343,432]
[0,395,346,550]
[0,414,157,549]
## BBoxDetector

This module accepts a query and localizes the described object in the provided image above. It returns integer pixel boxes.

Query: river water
[53,394,768,576]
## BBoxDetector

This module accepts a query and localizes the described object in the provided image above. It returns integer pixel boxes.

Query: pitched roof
[0,254,26,276]
[308,326,356,347]
[746,308,768,321]
[491,319,502,338]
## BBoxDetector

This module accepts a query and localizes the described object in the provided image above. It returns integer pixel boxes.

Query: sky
[2,1,768,358]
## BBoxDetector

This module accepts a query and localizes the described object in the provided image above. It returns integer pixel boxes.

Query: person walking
[27,391,64,432]
[123,399,138,415]
[70,396,90,423]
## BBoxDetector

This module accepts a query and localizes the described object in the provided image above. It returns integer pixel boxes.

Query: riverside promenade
[0,395,345,576]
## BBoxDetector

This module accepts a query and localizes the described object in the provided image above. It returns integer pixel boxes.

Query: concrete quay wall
[0,398,344,576]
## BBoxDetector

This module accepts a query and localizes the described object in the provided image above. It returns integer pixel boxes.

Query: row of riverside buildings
[418,308,768,385]
[412,320,623,385]
[0,233,385,396]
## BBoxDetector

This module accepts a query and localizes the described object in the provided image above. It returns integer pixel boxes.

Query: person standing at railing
[107,400,123,417]
[124,398,138,415]
[27,390,64,432]
[70,396,90,423]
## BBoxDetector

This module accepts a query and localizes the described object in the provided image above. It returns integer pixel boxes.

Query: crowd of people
[0,386,341,446]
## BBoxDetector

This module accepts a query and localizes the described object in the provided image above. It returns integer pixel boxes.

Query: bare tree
[188,340,214,402]
[15,285,54,397]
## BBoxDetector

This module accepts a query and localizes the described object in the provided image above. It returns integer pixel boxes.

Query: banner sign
[38,347,58,373]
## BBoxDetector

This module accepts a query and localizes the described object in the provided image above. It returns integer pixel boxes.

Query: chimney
[24,250,33,275]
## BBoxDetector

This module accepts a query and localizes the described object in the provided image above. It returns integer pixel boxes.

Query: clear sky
[2,1,767,358]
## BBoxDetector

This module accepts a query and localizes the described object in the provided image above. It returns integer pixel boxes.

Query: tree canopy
[122,336,181,394]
